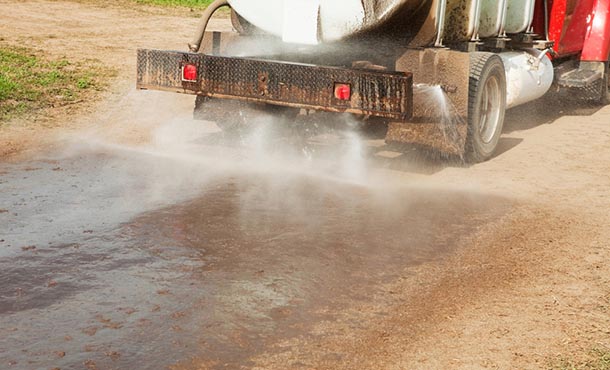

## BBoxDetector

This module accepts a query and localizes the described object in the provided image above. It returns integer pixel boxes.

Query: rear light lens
[182,64,198,82]
[334,83,351,101]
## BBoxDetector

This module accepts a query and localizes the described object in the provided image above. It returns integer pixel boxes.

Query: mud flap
[387,49,471,156]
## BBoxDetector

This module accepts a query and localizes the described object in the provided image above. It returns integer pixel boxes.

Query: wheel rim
[478,75,502,144]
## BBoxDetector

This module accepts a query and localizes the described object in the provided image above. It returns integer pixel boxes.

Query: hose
[188,0,230,53]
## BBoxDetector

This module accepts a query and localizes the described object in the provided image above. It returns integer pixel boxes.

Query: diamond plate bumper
[136,49,413,121]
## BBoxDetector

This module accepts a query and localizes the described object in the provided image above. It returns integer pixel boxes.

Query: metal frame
[137,49,414,121]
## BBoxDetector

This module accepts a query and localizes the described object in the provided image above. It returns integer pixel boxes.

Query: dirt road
[1,1,609,369]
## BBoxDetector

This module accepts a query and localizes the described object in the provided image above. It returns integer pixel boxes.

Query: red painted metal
[581,0,610,61]
[548,0,594,57]
[562,0,597,56]
[532,0,547,37]
[548,0,568,55]
[547,0,610,60]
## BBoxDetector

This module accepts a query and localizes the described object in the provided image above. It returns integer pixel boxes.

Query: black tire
[465,52,507,163]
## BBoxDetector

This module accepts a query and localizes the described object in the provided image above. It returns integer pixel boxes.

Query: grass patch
[134,0,215,8]
[551,348,610,370]
[0,46,113,123]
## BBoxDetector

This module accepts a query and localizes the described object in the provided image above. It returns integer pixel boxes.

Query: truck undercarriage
[137,0,610,162]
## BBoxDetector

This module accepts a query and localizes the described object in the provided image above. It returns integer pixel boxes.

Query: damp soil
[2,1,610,369]
[0,150,513,369]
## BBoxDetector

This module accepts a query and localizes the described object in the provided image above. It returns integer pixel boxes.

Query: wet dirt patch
[122,174,513,368]
[0,155,513,369]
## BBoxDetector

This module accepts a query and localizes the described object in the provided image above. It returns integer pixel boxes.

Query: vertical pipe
[470,0,482,41]
[544,0,550,40]
[499,0,508,37]
[434,0,447,47]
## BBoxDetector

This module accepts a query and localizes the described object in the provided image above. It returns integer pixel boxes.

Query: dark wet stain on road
[0,149,511,369]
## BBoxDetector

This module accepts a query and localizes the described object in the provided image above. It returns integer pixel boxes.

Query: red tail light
[182,64,198,82]
[334,83,351,101]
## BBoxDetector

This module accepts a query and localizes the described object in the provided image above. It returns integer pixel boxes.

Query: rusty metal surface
[443,0,477,43]
[137,49,413,121]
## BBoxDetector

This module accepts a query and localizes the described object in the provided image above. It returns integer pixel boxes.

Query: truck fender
[581,0,610,62]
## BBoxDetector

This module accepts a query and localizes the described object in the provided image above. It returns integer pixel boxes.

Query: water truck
[136,0,610,162]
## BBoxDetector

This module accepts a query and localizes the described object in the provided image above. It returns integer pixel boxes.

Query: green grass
[552,348,610,370]
[0,46,111,123]
[134,0,215,8]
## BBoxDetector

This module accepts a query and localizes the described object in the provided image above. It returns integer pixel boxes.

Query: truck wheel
[465,53,507,163]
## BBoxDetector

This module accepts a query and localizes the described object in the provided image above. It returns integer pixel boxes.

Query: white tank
[500,49,554,108]
[228,0,433,44]
[228,0,540,45]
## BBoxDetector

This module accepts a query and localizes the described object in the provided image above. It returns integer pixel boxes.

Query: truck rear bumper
[136,49,413,121]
